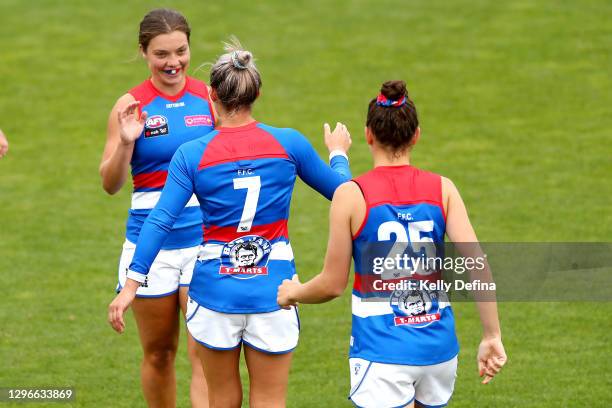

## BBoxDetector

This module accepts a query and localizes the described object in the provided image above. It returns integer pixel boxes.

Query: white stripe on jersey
[131,192,199,210]
[197,241,294,261]
[352,294,451,318]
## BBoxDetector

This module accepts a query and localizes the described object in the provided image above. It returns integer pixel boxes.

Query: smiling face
[142,30,190,93]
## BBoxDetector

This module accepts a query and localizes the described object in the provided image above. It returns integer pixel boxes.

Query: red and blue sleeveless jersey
[350,165,459,365]
[126,77,215,249]
[128,121,351,313]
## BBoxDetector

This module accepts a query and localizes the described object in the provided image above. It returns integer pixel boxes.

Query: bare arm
[277,182,358,306]
[0,128,8,158]
[443,177,507,383]
[99,93,138,194]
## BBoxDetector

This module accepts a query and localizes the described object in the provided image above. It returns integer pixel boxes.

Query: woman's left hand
[108,279,139,333]
[324,122,352,154]
[477,336,507,384]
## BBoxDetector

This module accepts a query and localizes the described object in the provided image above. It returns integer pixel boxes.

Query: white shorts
[116,240,199,297]
[186,298,300,354]
[349,356,457,408]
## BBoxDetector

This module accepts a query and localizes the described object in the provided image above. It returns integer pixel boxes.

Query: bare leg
[195,343,242,408]
[132,294,180,408]
[179,287,209,408]
[244,345,293,408]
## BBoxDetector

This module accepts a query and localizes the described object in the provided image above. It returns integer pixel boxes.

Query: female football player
[108,39,352,408]
[277,80,507,407]
[101,8,214,407]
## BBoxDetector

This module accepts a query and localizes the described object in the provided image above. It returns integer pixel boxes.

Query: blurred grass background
[0,0,610,406]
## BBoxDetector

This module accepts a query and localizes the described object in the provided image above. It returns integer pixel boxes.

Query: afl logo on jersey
[144,115,169,138]
[219,235,272,279]
[390,284,441,328]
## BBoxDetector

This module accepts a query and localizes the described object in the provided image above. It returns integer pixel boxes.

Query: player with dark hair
[101,8,214,407]
[109,38,352,408]
[278,80,507,407]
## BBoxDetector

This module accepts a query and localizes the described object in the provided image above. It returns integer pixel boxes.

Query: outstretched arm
[108,146,195,333]
[444,177,507,384]
[277,182,356,306]
[291,124,352,200]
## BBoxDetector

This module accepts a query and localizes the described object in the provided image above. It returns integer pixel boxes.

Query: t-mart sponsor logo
[394,313,440,326]
[220,266,268,275]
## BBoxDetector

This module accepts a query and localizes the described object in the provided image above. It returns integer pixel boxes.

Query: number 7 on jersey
[233,176,261,232]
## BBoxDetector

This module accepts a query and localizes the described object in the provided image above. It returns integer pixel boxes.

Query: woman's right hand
[117,101,148,145]
[277,275,301,309]
[108,278,139,333]
[324,122,352,154]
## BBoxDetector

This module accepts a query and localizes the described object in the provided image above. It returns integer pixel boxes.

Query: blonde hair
[210,37,261,113]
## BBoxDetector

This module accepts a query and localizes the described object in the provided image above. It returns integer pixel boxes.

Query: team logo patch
[184,115,213,127]
[389,282,443,328]
[144,115,169,137]
[219,235,272,279]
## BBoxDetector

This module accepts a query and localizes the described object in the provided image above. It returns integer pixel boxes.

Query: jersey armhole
[439,176,448,222]
[351,180,370,239]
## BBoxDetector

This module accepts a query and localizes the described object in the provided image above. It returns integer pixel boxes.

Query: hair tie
[376,94,407,107]
[231,51,247,69]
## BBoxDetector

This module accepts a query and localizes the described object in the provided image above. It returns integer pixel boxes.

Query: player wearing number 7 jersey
[108,39,352,408]
[278,80,507,408]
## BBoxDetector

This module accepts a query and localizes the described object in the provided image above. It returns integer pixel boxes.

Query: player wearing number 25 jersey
[278,80,507,408]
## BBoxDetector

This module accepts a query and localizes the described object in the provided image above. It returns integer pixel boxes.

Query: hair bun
[381,80,407,101]
[231,50,252,70]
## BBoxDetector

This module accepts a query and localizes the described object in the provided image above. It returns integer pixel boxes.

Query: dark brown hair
[139,8,191,51]
[209,37,262,113]
[366,80,419,152]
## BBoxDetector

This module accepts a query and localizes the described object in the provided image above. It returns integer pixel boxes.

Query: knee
[250,398,285,408]
[144,347,177,370]
[249,390,285,408]
[210,395,241,408]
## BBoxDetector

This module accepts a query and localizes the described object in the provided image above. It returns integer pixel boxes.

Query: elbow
[327,284,345,299]
[100,169,124,195]
[101,179,120,195]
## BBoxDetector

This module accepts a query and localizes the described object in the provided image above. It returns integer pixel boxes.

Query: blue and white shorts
[116,240,198,297]
[349,356,458,408]
[185,298,300,354]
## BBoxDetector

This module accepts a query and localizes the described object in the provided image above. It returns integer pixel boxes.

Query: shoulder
[125,79,161,108]
[127,79,154,100]
[185,76,211,100]
[178,130,219,160]
[111,93,136,110]
[333,181,363,202]
[440,176,458,195]
[257,123,303,138]
[258,124,310,149]
[182,130,219,153]
[440,176,462,213]
[414,166,443,182]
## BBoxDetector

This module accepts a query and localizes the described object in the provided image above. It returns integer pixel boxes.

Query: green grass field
[1,0,611,407]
